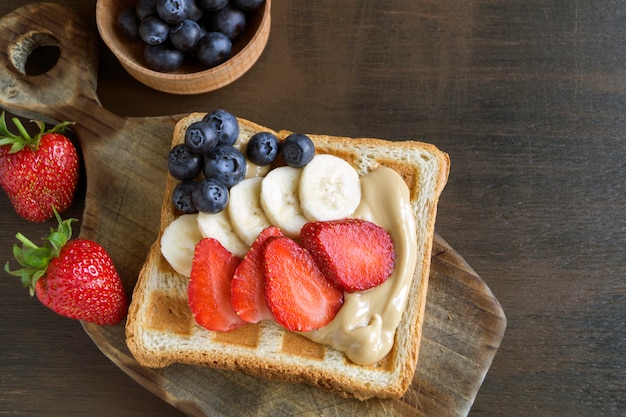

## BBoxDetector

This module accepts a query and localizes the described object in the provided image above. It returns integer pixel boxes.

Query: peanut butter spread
[303,167,417,365]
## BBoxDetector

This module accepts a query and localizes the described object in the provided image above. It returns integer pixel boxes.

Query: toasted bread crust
[126,114,450,400]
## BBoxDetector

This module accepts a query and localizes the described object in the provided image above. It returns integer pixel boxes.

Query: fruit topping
[231,226,283,323]
[185,120,218,154]
[203,144,247,188]
[228,177,272,246]
[299,154,361,221]
[281,133,315,168]
[301,219,396,292]
[245,131,280,166]
[197,210,248,258]
[192,177,229,213]
[259,166,307,238]
[188,237,246,332]
[168,143,203,180]
[171,180,199,213]
[264,236,344,332]
[203,109,240,146]
[160,213,204,277]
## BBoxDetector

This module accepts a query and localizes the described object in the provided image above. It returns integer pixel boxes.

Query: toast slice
[125,113,450,400]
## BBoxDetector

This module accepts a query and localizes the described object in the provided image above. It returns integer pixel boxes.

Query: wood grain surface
[0,4,505,415]
[0,0,624,416]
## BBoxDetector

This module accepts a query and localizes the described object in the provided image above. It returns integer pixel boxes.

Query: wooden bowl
[96,0,271,94]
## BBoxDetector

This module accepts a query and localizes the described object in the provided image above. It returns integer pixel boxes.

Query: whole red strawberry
[5,210,128,325]
[0,112,79,222]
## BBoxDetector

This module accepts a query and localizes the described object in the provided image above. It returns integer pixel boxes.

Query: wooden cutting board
[0,4,506,416]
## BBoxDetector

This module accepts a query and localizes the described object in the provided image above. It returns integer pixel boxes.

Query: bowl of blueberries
[96,0,270,94]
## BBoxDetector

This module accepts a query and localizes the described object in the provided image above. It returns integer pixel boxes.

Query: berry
[196,0,229,11]
[167,143,203,180]
[139,15,169,45]
[196,31,232,68]
[4,211,128,325]
[117,7,140,41]
[184,120,218,154]
[202,109,239,146]
[281,133,315,168]
[301,219,395,292]
[188,237,246,332]
[156,0,189,24]
[263,236,344,332]
[192,177,229,213]
[246,132,280,166]
[209,5,246,41]
[0,113,78,223]
[231,226,283,323]
[170,19,204,51]
[186,1,204,21]
[231,0,265,12]
[144,44,185,72]
[203,144,247,188]
[136,0,156,20]
[171,180,198,213]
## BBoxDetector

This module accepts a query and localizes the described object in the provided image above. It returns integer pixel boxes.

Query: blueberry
[136,0,157,20]
[170,19,204,51]
[192,178,229,213]
[172,180,199,213]
[186,0,204,21]
[139,16,169,45]
[282,133,315,167]
[168,143,203,180]
[231,0,265,12]
[117,7,140,41]
[156,0,188,24]
[144,44,185,72]
[203,145,247,188]
[209,5,246,41]
[196,32,232,68]
[246,132,280,166]
[196,0,229,11]
[202,109,239,146]
[184,121,218,154]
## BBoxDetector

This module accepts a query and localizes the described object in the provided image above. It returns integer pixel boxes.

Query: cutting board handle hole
[9,32,60,76]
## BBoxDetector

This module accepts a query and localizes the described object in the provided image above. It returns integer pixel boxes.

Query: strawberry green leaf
[5,208,77,295]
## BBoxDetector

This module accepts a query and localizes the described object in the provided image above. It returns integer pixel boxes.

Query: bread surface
[125,113,450,400]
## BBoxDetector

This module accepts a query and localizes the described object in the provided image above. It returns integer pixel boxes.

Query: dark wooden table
[1,1,624,416]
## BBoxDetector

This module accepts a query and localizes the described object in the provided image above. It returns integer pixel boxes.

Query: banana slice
[299,154,362,221]
[197,210,248,258]
[228,177,272,246]
[160,214,203,277]
[260,166,308,237]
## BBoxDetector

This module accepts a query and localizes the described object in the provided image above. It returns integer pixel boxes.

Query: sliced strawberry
[188,237,246,332]
[263,236,343,332]
[301,219,395,292]
[231,226,283,323]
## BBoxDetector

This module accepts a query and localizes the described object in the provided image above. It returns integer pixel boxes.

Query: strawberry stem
[0,111,74,153]
[4,208,77,295]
